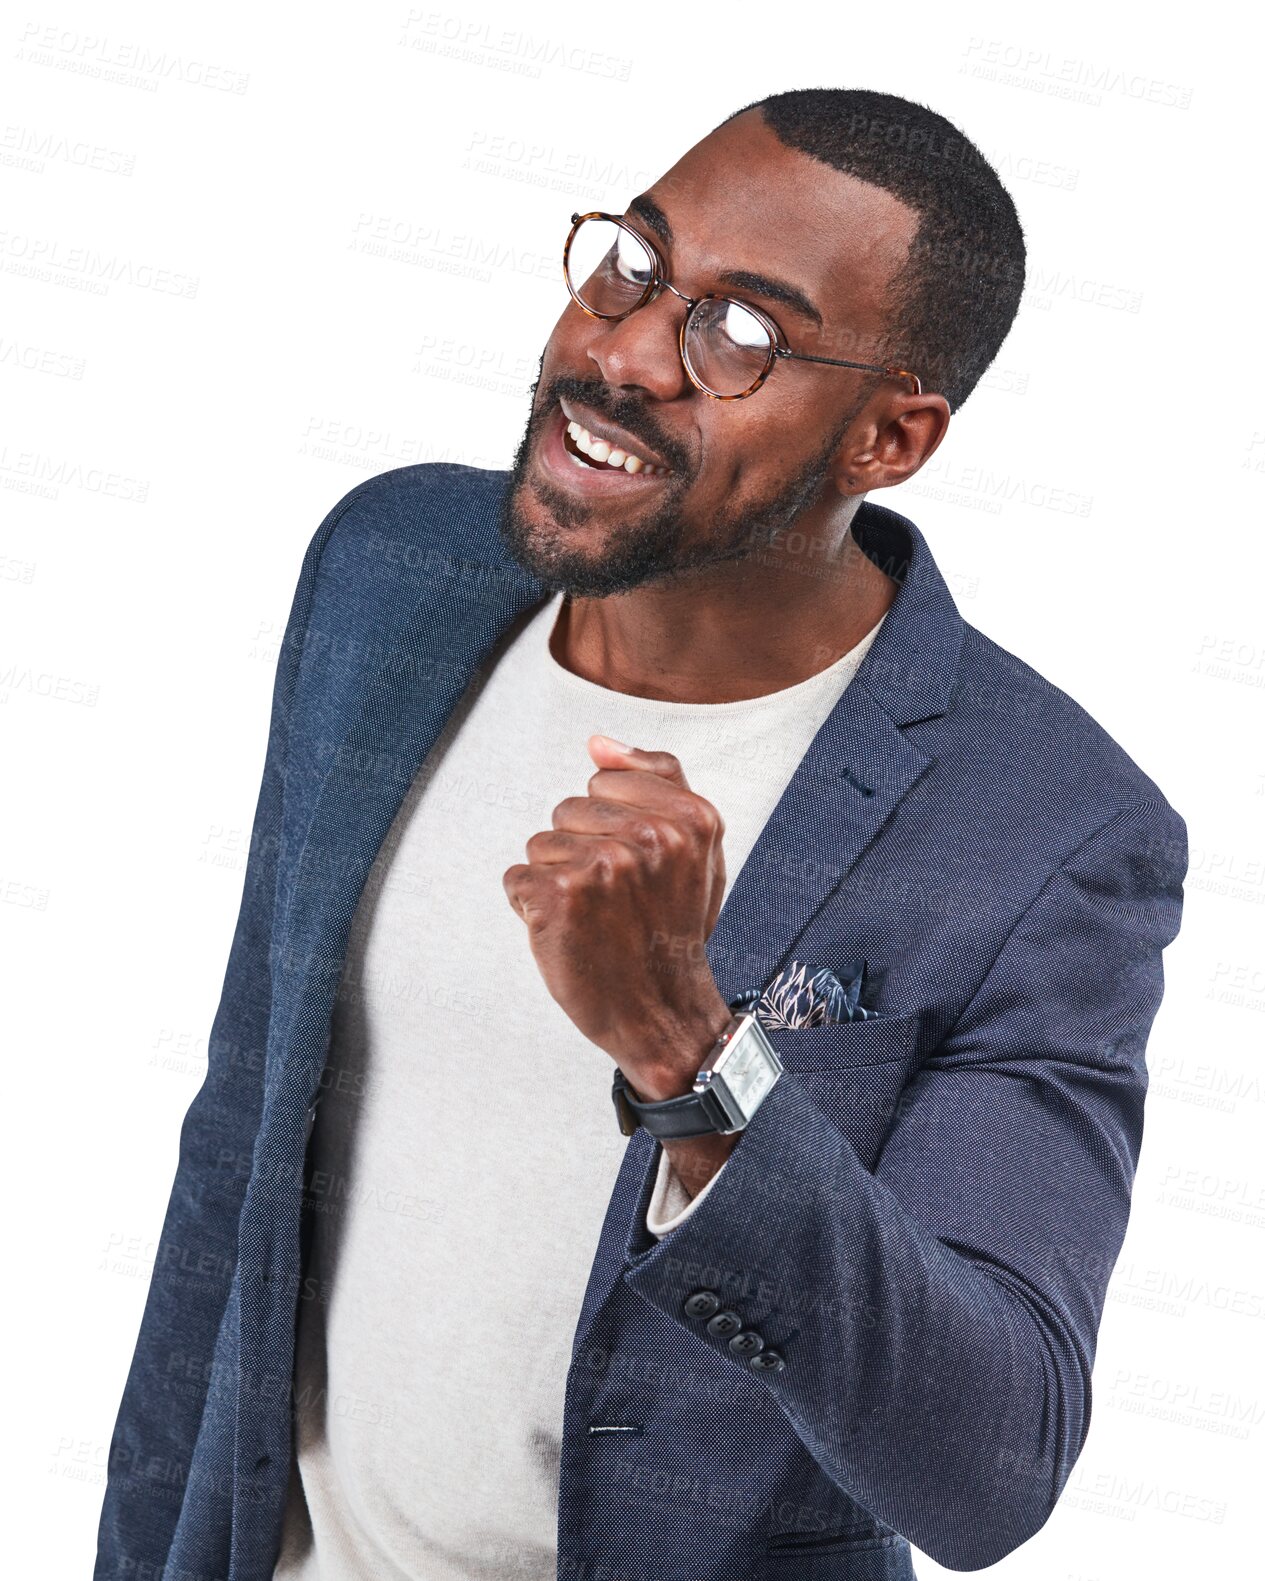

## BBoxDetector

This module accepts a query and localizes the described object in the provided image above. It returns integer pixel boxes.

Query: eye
[718,300,772,351]
[611,228,654,289]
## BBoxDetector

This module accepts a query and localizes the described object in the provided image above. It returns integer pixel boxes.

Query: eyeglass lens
[564,216,774,396]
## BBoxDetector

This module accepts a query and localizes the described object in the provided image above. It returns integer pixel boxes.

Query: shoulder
[945,620,1185,854]
[307,461,511,577]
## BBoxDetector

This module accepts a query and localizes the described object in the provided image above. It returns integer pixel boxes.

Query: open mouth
[558,405,671,477]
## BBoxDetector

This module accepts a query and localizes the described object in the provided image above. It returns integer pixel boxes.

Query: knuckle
[629,817,665,853]
[680,801,712,839]
[590,843,621,880]
[660,820,688,853]
[552,796,582,826]
[628,817,656,847]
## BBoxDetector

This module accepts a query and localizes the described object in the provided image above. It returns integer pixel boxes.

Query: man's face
[497,109,921,598]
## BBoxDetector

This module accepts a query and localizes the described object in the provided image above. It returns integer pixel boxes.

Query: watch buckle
[611,1069,640,1137]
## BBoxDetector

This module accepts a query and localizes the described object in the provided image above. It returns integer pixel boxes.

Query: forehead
[638,110,920,336]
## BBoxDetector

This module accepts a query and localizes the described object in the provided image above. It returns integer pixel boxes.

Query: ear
[834,390,951,496]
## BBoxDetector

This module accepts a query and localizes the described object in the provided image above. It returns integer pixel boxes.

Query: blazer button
[705,1309,743,1340]
[748,1348,786,1373]
[728,1329,764,1358]
[683,1289,721,1319]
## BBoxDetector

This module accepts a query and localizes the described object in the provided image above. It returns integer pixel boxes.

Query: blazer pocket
[764,1530,906,1574]
[767,1009,921,1071]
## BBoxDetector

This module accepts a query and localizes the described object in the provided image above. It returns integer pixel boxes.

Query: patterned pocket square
[730,957,876,1029]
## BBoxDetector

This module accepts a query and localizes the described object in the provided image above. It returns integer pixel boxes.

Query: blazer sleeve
[622,796,1188,1571]
[94,488,362,1579]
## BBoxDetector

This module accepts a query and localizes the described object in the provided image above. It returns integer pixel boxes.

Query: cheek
[700,425,813,497]
[699,412,767,479]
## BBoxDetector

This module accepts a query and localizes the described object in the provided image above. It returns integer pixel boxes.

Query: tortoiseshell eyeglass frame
[563,210,923,401]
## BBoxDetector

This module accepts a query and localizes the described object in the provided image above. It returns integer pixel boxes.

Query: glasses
[562,210,922,401]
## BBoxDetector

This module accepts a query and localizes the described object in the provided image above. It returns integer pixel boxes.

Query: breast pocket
[767,1009,922,1071]
[766,1012,922,1164]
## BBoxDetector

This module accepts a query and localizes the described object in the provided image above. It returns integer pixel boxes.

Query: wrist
[617,994,735,1103]
[661,1127,740,1198]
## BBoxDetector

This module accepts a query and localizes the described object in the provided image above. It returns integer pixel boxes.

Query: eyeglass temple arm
[774,346,922,395]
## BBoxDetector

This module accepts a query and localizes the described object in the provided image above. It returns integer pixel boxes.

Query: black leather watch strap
[610,1067,730,1139]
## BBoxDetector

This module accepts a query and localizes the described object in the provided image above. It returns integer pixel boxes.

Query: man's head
[499,89,1025,598]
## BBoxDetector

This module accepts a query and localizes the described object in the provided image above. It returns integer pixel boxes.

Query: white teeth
[565,417,667,476]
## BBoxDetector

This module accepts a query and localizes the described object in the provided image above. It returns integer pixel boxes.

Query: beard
[495,367,864,601]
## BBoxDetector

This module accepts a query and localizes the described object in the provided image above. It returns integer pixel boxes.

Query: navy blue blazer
[95,462,1188,1580]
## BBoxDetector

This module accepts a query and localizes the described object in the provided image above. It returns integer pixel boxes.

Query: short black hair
[718,88,1026,413]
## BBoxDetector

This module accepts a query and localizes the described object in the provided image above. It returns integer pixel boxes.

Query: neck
[548,520,897,704]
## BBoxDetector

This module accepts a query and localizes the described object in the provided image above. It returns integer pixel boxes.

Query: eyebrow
[625,192,825,331]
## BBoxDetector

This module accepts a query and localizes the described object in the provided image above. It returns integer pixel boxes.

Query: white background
[3,1,1262,1575]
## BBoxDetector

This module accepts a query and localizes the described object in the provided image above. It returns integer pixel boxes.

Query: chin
[496,491,595,593]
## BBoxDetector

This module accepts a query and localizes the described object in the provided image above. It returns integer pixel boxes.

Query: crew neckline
[533,590,887,718]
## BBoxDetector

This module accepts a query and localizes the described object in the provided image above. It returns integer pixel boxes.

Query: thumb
[588,733,638,765]
[587,734,689,788]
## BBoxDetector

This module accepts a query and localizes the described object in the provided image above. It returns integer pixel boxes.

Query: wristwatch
[611,1009,784,1139]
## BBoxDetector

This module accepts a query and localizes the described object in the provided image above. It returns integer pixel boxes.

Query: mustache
[545,379,684,472]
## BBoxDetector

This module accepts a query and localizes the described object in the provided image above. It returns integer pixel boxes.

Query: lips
[558,398,670,473]
[537,402,672,495]
[561,422,670,478]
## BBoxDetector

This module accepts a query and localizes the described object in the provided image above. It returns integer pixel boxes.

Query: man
[96,88,1188,1581]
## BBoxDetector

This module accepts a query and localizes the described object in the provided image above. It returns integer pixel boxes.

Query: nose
[582,287,694,403]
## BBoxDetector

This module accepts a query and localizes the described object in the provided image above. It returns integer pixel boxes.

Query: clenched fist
[503,733,735,1102]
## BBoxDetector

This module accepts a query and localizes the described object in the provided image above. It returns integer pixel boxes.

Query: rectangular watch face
[715,1026,778,1114]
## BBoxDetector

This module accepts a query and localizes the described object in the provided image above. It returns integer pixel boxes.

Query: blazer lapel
[704,498,963,1010]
